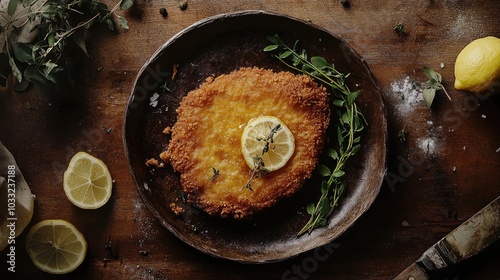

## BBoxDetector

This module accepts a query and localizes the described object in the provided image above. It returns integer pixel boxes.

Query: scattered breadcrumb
[145,158,164,169]
[170,203,186,215]
[163,126,172,135]
[159,151,169,163]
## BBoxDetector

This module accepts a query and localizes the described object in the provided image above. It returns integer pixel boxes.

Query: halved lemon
[25,219,87,274]
[241,115,295,172]
[63,152,112,209]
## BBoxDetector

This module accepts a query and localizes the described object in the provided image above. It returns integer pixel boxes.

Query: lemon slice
[25,219,87,274]
[241,115,295,172]
[63,152,112,209]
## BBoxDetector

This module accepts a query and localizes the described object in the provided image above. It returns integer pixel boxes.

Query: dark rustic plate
[123,10,386,263]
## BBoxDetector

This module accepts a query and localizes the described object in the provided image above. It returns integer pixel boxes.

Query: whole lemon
[454,36,500,93]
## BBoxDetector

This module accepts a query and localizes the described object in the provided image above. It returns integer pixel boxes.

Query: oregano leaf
[279,50,292,59]
[263,45,278,52]
[423,66,437,81]
[316,164,331,177]
[306,203,315,215]
[326,148,339,160]
[311,56,328,69]
[320,181,329,195]
[332,170,345,178]
[120,0,134,10]
[422,88,436,108]
[12,42,33,63]
[117,15,129,30]
[7,0,18,16]
[332,99,344,107]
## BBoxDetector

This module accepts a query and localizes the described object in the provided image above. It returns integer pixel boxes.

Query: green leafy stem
[0,0,133,93]
[264,34,366,236]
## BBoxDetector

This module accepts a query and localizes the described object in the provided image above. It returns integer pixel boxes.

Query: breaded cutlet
[162,67,330,219]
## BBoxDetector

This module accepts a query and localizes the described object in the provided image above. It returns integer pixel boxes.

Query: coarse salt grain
[390,76,423,116]
[149,93,160,107]
[448,13,485,40]
[418,137,438,155]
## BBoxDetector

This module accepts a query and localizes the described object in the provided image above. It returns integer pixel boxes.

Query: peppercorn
[159,7,168,17]
[340,0,350,8]
[179,0,187,10]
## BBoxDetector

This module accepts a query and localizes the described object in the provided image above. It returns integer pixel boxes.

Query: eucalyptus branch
[264,34,366,236]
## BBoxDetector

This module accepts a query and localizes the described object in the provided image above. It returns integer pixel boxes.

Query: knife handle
[391,262,429,280]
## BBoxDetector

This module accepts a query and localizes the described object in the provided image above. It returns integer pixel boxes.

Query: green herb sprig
[242,123,281,191]
[422,66,451,108]
[393,22,405,36]
[0,0,133,97]
[264,34,365,236]
[209,167,220,181]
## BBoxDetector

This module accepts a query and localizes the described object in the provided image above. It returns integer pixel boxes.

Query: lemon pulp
[25,219,87,274]
[240,115,295,172]
[63,152,112,209]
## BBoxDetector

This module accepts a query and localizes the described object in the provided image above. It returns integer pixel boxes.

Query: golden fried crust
[165,67,330,219]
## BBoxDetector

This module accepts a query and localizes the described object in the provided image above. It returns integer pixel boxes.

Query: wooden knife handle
[391,262,429,280]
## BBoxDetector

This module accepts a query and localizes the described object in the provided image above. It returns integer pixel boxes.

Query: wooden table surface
[1,0,500,279]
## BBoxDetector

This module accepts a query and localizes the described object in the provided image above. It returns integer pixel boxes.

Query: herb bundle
[264,34,365,236]
[0,0,133,98]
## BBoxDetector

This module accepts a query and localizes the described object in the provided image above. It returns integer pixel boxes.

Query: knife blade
[392,195,500,280]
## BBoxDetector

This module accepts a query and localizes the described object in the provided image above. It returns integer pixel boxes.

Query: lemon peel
[454,36,500,93]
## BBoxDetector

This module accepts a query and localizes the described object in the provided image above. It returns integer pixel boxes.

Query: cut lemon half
[63,152,112,209]
[25,219,87,274]
[241,115,295,172]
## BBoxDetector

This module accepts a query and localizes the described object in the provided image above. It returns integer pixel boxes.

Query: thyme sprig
[264,34,366,236]
[242,123,281,191]
[0,0,133,97]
